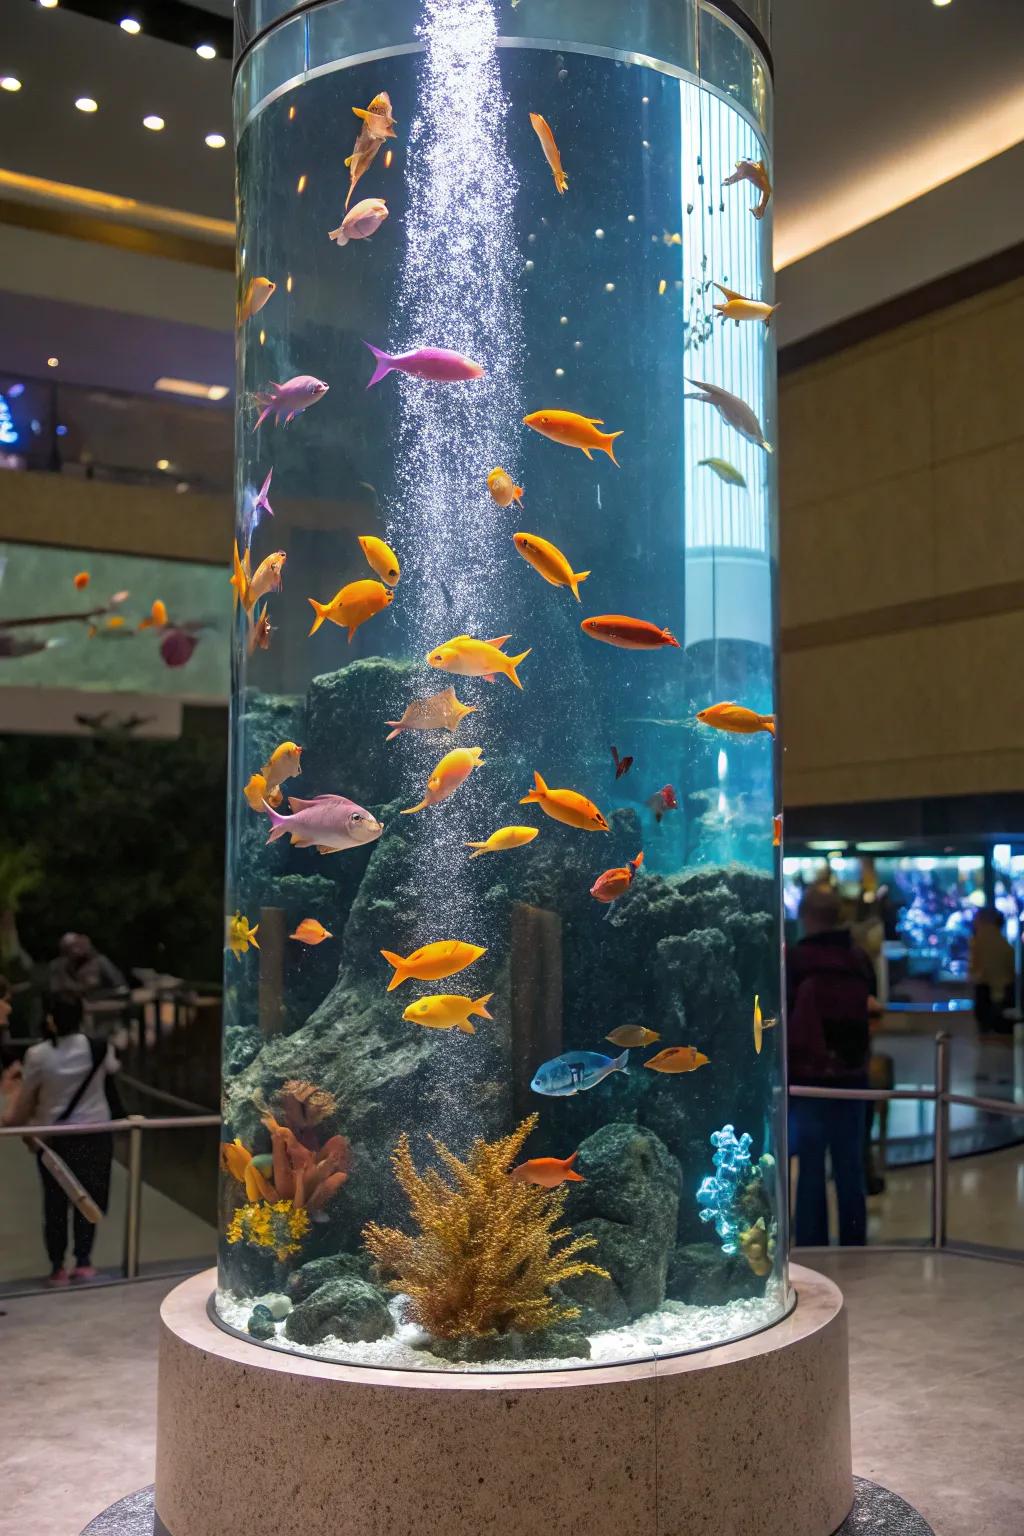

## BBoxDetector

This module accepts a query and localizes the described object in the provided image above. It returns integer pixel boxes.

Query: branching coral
[363,1114,608,1340]
[696,1123,777,1276]
[220,1114,351,1218]
[276,1079,337,1145]
[226,1199,311,1260]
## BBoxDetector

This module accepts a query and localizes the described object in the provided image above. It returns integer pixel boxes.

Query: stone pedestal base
[154,1265,853,1536]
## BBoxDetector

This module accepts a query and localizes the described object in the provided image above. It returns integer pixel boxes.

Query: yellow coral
[363,1114,608,1339]
[226,1199,311,1261]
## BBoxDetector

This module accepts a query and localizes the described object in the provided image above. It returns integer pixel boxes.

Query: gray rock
[286,1251,375,1303]
[247,1304,276,1340]
[284,1277,394,1346]
[255,1292,293,1320]
[667,1241,765,1305]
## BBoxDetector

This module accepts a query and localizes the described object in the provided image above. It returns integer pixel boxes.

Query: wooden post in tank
[509,902,563,1119]
[258,905,286,1037]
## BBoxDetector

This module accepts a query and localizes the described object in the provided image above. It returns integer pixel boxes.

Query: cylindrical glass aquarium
[219,0,785,1371]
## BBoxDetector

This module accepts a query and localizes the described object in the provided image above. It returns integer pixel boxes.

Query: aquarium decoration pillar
[151,1,855,1533]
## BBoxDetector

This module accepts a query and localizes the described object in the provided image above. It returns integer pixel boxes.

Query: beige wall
[779,273,1024,807]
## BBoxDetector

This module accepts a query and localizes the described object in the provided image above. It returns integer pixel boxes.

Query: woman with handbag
[1,992,120,1285]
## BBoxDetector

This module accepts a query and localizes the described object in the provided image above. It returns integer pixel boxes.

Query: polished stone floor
[0,1251,1020,1536]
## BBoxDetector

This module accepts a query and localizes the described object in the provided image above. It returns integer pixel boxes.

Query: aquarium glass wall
[218,0,786,1371]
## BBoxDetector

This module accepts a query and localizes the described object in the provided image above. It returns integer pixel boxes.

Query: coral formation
[696,1124,777,1274]
[363,1114,608,1340]
[276,1079,337,1141]
[226,1199,311,1261]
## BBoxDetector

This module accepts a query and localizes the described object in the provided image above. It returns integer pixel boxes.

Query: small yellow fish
[644,1046,709,1074]
[138,598,167,631]
[238,276,276,325]
[261,741,302,793]
[661,230,682,246]
[698,457,747,489]
[722,158,772,219]
[358,535,400,586]
[226,912,260,960]
[739,1217,773,1276]
[308,579,394,642]
[520,771,609,832]
[106,615,125,629]
[402,992,494,1034]
[465,826,539,860]
[753,994,778,1055]
[513,532,590,602]
[697,702,775,736]
[401,746,484,815]
[427,633,531,690]
[530,112,568,194]
[712,284,779,327]
[242,773,283,812]
[380,940,486,992]
[605,1025,661,1048]
[290,918,333,945]
[487,467,524,508]
[523,409,622,465]
[385,687,476,742]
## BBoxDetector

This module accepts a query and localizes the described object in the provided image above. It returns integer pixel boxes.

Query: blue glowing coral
[696,1124,774,1256]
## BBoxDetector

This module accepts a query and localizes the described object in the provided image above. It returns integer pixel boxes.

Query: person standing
[969,907,1015,1036]
[1,992,118,1284]
[787,884,874,1247]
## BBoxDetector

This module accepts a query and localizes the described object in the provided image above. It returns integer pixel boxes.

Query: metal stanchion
[122,1115,145,1279]
[931,1032,951,1250]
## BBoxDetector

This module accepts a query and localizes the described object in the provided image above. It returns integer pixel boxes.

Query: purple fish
[364,342,485,389]
[253,376,329,430]
[264,793,383,854]
[160,627,200,668]
[242,469,274,544]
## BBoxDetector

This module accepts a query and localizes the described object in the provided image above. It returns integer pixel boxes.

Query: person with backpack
[787,884,875,1247]
[1,992,120,1285]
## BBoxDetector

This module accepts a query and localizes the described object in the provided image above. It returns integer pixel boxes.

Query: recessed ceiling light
[75,97,98,113]
[119,16,141,33]
[143,114,164,131]
[205,132,225,149]
[196,43,217,60]
[154,376,229,401]
[39,0,59,7]
[1,76,22,93]
[46,356,59,367]
[156,458,170,470]
[932,0,952,6]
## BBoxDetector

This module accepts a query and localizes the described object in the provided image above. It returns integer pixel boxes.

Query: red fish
[581,614,679,650]
[611,745,633,780]
[773,813,782,847]
[647,785,677,823]
[591,851,643,904]
[509,1152,583,1188]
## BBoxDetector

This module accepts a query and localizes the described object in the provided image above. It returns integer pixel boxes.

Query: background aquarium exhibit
[217,0,787,1369]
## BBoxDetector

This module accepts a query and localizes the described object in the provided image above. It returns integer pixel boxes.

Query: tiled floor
[0,1252,1020,1536]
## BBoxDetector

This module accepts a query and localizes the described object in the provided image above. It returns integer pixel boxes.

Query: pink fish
[264,793,384,853]
[253,376,329,430]
[364,343,484,389]
[330,198,389,246]
[160,627,200,668]
[647,785,678,824]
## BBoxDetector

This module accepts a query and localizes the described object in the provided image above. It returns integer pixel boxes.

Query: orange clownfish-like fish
[697,702,775,736]
[523,409,622,465]
[509,1151,583,1188]
[581,615,679,651]
[529,112,568,194]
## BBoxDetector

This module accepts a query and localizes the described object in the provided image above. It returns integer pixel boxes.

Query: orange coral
[262,1113,351,1215]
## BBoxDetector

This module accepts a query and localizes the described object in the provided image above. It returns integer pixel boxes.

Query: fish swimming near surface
[773,813,782,848]
[753,994,778,1055]
[308,579,394,642]
[722,158,772,219]
[329,196,388,245]
[713,284,779,327]
[698,456,747,488]
[581,614,679,650]
[427,633,531,690]
[647,785,678,823]
[344,91,397,209]
[385,686,476,742]
[253,376,329,429]
[529,112,568,194]
[226,912,260,960]
[465,826,539,859]
[402,992,494,1034]
[697,701,775,736]
[248,604,273,655]
[237,276,276,325]
[513,532,590,601]
[509,1152,584,1187]
[531,1049,629,1097]
[364,342,484,388]
[290,918,333,945]
[591,851,643,904]
[686,377,771,452]
[523,408,622,464]
[380,940,486,992]
[243,773,282,812]
[73,571,90,590]
[606,1025,660,1048]
[401,746,484,815]
[487,467,524,508]
[358,535,400,586]
[644,1046,709,1074]
[261,741,302,793]
[611,745,634,779]
[520,771,609,832]
[265,793,383,853]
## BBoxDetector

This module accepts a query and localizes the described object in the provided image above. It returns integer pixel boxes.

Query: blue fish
[530,1049,629,1098]
[242,468,275,545]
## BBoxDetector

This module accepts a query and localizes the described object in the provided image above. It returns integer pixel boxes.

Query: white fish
[686,377,772,452]
[329,198,389,246]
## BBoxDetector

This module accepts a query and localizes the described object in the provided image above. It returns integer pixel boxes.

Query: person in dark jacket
[787,884,875,1247]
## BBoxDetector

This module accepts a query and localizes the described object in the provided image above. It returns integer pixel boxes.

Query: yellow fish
[712,284,779,327]
[513,532,590,602]
[232,546,286,614]
[290,918,333,945]
[644,1046,709,1074]
[358,535,400,587]
[138,599,167,631]
[385,687,476,742]
[523,409,622,465]
[261,741,302,793]
[243,773,283,812]
[401,746,484,815]
[520,771,609,832]
[238,276,276,325]
[605,1025,660,1048]
[529,112,568,194]
[426,633,531,690]
[380,940,486,992]
[465,826,539,860]
[722,158,772,219]
[402,992,494,1034]
[697,702,775,737]
[739,1217,773,1276]
[753,994,778,1055]
[487,467,524,508]
[226,912,260,960]
[308,579,394,642]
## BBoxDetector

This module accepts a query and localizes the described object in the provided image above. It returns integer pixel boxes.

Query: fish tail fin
[307,598,328,636]
[616,1048,630,1075]
[456,1020,477,1034]
[250,933,260,951]
[351,106,372,122]
[263,802,289,843]
[512,484,524,501]
[384,722,404,742]
[602,431,624,466]
[465,842,487,858]
[632,851,644,872]
[380,951,407,991]
[569,570,590,602]
[363,341,395,389]
[400,799,428,815]
[520,769,547,805]
[506,648,531,689]
[564,1168,584,1181]
[556,170,568,194]
[712,303,727,317]
[762,714,776,736]
[471,993,494,1021]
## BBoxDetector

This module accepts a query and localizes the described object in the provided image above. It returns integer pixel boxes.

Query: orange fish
[401,746,484,815]
[380,940,486,992]
[345,91,397,209]
[138,599,168,631]
[248,604,273,655]
[291,918,333,945]
[308,579,394,642]
[520,771,608,832]
[581,615,679,651]
[510,1152,583,1188]
[529,112,568,194]
[773,813,782,847]
[487,467,524,508]
[523,409,622,464]
[605,1025,660,1048]
[697,702,775,736]
[591,851,643,904]
[73,571,90,590]
[644,1047,710,1075]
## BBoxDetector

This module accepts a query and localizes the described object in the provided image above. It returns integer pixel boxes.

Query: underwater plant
[363,1114,609,1339]
[696,1123,777,1275]
[221,1115,351,1217]
[226,1199,311,1261]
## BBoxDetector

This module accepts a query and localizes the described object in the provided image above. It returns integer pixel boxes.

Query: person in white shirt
[1,993,118,1285]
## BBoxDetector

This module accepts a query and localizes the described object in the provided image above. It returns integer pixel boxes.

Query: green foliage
[0,842,43,915]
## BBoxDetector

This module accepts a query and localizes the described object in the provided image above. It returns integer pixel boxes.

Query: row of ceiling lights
[35,0,220,55]
[0,74,225,146]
